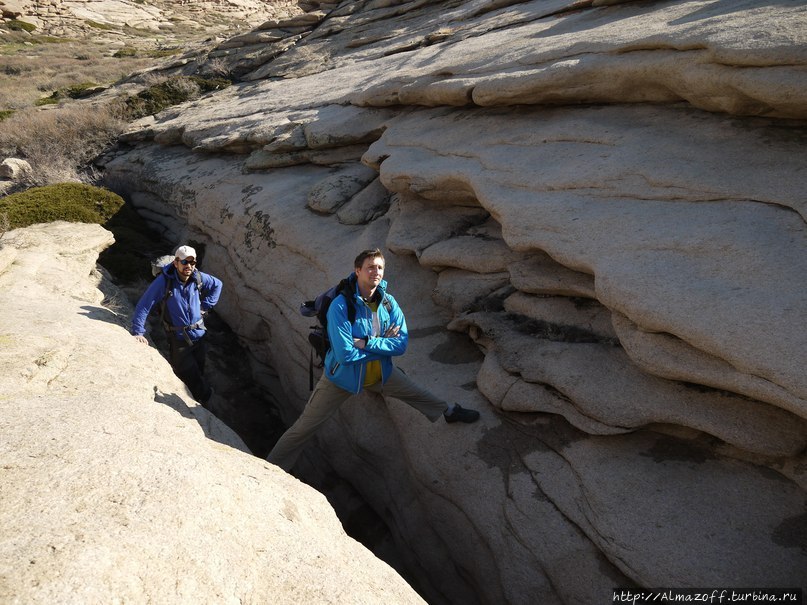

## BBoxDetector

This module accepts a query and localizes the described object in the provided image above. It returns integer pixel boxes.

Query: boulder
[0,157,32,180]
[0,0,26,18]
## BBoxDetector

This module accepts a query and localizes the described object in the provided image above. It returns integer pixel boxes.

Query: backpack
[300,277,391,389]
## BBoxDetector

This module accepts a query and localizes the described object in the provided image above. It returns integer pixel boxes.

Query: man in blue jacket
[131,245,223,406]
[267,248,480,472]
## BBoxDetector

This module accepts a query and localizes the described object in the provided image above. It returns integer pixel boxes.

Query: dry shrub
[0,86,34,112]
[205,57,232,79]
[167,76,201,99]
[138,71,170,87]
[0,103,126,185]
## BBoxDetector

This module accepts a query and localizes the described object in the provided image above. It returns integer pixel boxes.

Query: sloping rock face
[0,222,425,604]
[102,1,807,603]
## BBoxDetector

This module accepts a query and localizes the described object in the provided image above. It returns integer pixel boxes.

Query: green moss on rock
[0,183,124,229]
[6,19,36,33]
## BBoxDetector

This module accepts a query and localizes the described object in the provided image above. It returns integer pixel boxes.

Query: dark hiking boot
[444,403,480,424]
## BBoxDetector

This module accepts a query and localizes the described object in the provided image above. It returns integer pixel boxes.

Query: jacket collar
[349,273,387,302]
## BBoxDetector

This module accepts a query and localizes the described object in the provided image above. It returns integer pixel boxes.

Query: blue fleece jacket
[131,264,222,342]
[324,276,407,393]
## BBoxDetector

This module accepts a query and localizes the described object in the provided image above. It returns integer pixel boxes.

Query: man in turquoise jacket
[267,248,480,472]
[131,245,222,406]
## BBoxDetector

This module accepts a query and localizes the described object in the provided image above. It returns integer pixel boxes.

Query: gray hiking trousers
[267,366,448,472]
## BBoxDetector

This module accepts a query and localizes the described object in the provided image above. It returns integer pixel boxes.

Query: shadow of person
[153,388,196,419]
[78,304,130,329]
[153,387,253,455]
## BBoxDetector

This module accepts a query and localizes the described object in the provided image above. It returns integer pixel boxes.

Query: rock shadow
[153,388,252,454]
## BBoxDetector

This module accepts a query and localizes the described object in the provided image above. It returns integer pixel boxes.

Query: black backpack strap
[159,272,173,334]
[347,298,356,323]
[336,278,357,324]
[195,270,206,295]
[309,347,314,391]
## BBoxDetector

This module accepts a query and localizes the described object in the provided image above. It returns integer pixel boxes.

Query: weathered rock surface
[101,0,806,603]
[0,222,425,605]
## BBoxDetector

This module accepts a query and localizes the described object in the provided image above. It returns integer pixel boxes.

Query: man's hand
[354,326,400,349]
[134,334,148,344]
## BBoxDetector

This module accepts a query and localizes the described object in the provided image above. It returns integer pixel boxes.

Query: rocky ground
[0,0,305,110]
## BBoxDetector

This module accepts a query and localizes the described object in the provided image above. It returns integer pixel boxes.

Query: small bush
[191,75,231,93]
[0,183,124,229]
[123,75,201,118]
[85,20,115,31]
[145,48,182,59]
[0,110,14,121]
[205,57,232,79]
[37,36,71,44]
[117,74,231,120]
[113,47,138,58]
[64,82,101,98]
[34,94,60,106]
[6,20,36,33]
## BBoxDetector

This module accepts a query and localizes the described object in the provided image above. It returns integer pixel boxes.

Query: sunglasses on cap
[178,258,196,266]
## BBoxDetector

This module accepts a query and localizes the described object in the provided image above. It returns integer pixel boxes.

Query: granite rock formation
[101,0,806,603]
[0,221,426,605]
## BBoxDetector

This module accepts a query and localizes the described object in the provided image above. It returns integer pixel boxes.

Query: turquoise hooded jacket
[323,275,407,393]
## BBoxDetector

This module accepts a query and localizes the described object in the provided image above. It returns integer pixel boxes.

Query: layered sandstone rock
[101,0,806,603]
[0,222,425,605]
